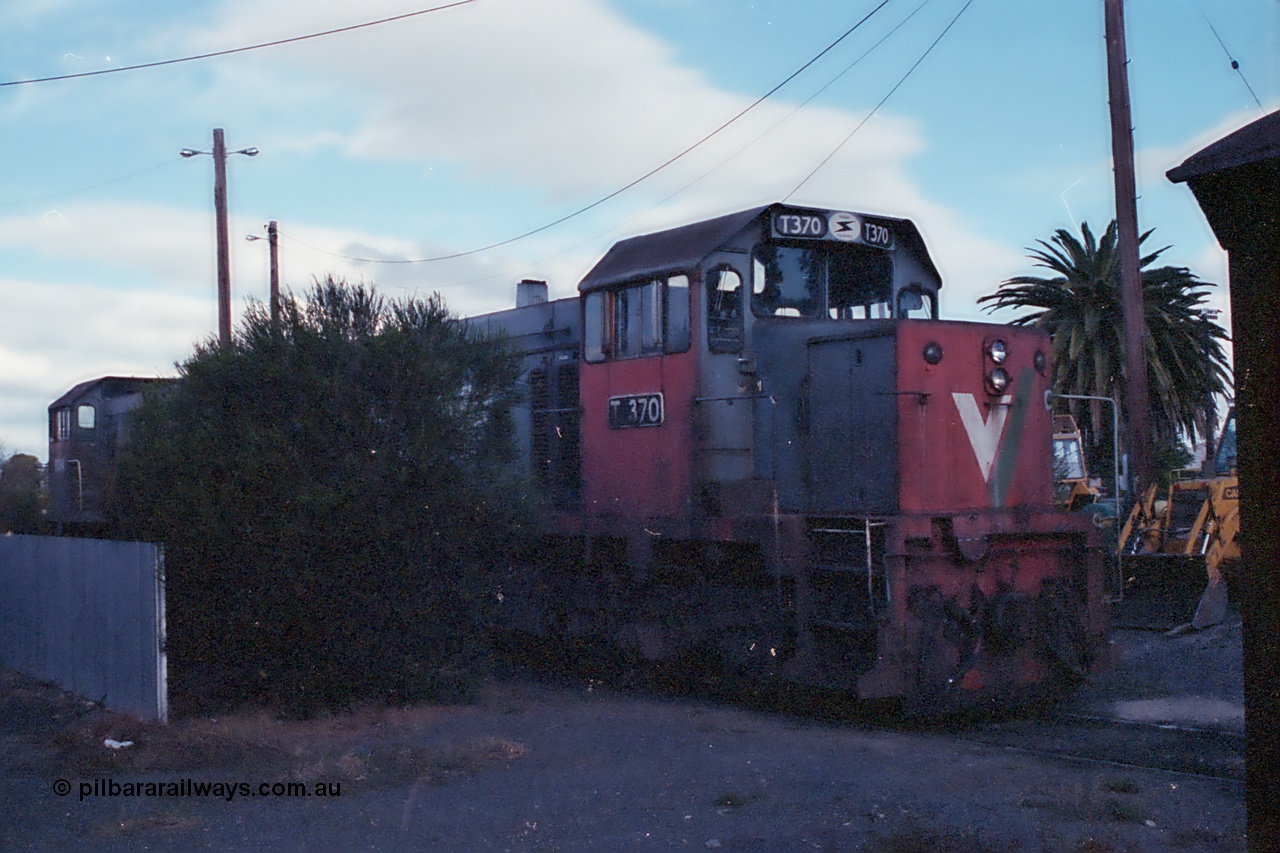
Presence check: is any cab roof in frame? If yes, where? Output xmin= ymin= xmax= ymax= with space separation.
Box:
xmin=577 ymin=203 xmax=940 ymax=293
xmin=49 ymin=376 xmax=170 ymax=411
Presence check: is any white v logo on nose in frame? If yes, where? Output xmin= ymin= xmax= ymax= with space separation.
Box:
xmin=952 ymin=393 xmax=1013 ymax=482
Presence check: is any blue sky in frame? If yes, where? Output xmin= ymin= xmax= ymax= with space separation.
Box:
xmin=2 ymin=0 xmax=1277 ymax=459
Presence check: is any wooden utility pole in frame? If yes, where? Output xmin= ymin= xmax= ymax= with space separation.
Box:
xmin=1104 ymin=0 xmax=1154 ymax=493
xmin=184 ymin=128 xmax=257 ymax=347
xmin=267 ymin=220 xmax=280 ymax=331
xmin=212 ymin=128 xmax=232 ymax=348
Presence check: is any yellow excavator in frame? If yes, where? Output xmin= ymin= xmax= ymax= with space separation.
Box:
xmin=1117 ymin=409 xmax=1239 ymax=630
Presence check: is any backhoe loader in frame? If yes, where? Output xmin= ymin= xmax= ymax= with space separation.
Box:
xmin=1117 ymin=409 xmax=1239 ymax=629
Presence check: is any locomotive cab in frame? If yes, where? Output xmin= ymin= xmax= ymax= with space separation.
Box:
xmin=47 ymin=376 xmax=171 ymax=531
xmin=576 ymin=203 xmax=943 ymax=533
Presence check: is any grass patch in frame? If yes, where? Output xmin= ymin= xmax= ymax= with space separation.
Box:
xmin=711 ymin=792 xmax=749 ymax=809
xmin=866 ymin=821 xmax=1022 ymax=853
xmin=94 ymin=810 xmax=203 ymax=838
xmin=24 ymin=679 xmax=529 ymax=790
xmin=1102 ymin=777 xmax=1140 ymax=795
xmin=1105 ymin=798 xmax=1145 ymax=823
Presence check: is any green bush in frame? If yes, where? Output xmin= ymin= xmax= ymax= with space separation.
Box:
xmin=0 ymin=452 xmax=45 ymax=535
xmin=116 ymin=278 xmax=529 ymax=717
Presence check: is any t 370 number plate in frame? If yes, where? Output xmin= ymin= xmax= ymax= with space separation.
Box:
xmin=608 ymin=393 xmax=664 ymax=429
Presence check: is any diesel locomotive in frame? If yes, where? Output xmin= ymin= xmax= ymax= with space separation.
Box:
xmin=47 ymin=376 xmax=172 ymax=532
xmin=48 ymin=201 xmax=1106 ymax=709
xmin=472 ymin=202 xmax=1106 ymax=709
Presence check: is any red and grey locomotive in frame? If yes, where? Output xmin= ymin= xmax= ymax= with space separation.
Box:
xmin=46 ymin=201 xmax=1106 ymax=709
xmin=475 ymin=202 xmax=1106 ymax=709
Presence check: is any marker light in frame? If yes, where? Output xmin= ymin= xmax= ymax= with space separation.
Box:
xmin=923 ymin=341 xmax=944 ymax=365
xmin=987 ymin=367 xmax=1011 ymax=394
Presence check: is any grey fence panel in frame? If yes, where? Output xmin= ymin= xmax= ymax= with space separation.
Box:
xmin=0 ymin=535 xmax=166 ymax=722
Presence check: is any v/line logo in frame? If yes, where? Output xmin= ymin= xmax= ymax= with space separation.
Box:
xmin=952 ymin=393 xmax=1013 ymax=483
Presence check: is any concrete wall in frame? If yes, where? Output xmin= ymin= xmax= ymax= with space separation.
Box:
xmin=0 ymin=535 xmax=166 ymax=722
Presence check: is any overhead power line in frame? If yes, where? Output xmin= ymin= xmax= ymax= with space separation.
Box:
xmin=0 ymin=158 xmax=185 ymax=208
xmin=785 ymin=0 xmax=974 ymax=200
xmin=661 ymin=0 xmax=934 ymax=207
xmin=0 ymin=1 xmax=475 ymax=88
xmin=1193 ymin=1 xmax=1264 ymax=111
xmin=445 ymin=0 xmax=939 ymax=288
xmin=316 ymin=0 xmax=899 ymax=265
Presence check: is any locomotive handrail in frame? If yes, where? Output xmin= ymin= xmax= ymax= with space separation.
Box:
xmin=877 ymin=390 xmax=931 ymax=404
xmin=69 ymin=459 xmax=84 ymax=512
xmin=810 ymin=518 xmax=891 ymax=611
xmin=693 ymin=394 xmax=776 ymax=404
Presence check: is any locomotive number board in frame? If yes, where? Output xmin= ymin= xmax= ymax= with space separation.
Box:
xmin=770 ymin=208 xmax=895 ymax=250
xmin=608 ymin=393 xmax=664 ymax=429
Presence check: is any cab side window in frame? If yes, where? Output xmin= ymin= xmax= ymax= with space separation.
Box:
xmin=616 ymin=280 xmax=663 ymax=358
xmin=584 ymin=291 xmax=608 ymax=363
xmin=583 ymin=275 xmax=691 ymax=361
xmin=895 ymin=285 xmax=936 ymax=319
xmin=707 ymin=266 xmax=743 ymax=353
xmin=50 ymin=407 xmax=72 ymax=442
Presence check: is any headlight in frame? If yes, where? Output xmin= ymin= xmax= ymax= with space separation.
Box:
xmin=987 ymin=367 xmax=1011 ymax=394
xmin=987 ymin=339 xmax=1008 ymax=364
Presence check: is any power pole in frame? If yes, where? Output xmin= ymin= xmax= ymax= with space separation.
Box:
xmin=182 ymin=128 xmax=258 ymax=348
xmin=1104 ymin=0 xmax=1154 ymax=493
xmin=212 ymin=128 xmax=232 ymax=348
xmin=267 ymin=220 xmax=280 ymax=331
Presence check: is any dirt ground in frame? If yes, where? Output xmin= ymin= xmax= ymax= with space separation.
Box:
xmin=1 ymin=611 xmax=1246 ymax=852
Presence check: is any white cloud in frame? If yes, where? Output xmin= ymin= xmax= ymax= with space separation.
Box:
xmin=0 ymin=274 xmax=206 ymax=458
xmin=188 ymin=0 xmax=929 ymax=205
xmin=0 ymin=202 xmax=213 ymax=287
xmin=0 ymin=0 xmax=1090 ymax=458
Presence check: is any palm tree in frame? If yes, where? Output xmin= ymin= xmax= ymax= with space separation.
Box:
xmin=978 ymin=221 xmax=1231 ymax=450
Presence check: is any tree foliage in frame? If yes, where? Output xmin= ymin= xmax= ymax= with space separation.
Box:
xmin=978 ymin=221 xmax=1231 ymax=448
xmin=0 ymin=451 xmax=45 ymax=534
xmin=116 ymin=278 xmax=529 ymax=716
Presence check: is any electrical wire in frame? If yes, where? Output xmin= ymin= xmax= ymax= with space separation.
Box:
xmin=280 ymin=0 xmax=930 ymax=287
xmin=413 ymin=0 xmax=940 ymax=292
xmin=0 ymin=158 xmax=185 ymax=208
xmin=1193 ymin=1 xmax=1264 ymax=111
xmin=784 ymin=0 xmax=974 ymax=201
xmin=0 ymin=1 xmax=475 ymax=88
xmin=651 ymin=0 xmax=934 ymax=210
xmin=307 ymin=0 xmax=899 ymax=265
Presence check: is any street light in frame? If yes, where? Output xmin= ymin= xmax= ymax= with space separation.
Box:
xmin=246 ymin=220 xmax=280 ymax=332
xmin=182 ymin=128 xmax=258 ymax=346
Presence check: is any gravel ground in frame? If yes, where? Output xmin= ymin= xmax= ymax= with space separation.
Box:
xmin=0 ymin=606 xmax=1246 ymax=852
xmin=1067 ymin=605 xmax=1245 ymax=732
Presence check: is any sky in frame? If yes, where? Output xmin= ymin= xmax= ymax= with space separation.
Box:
xmin=2 ymin=0 xmax=1277 ymax=460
